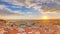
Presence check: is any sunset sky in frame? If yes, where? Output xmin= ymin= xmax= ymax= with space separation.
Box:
xmin=0 ymin=0 xmax=60 ymax=19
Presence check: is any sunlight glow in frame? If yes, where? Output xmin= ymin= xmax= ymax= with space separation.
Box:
xmin=41 ymin=16 xmax=49 ymax=20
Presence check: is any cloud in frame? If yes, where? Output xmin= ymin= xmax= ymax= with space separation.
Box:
xmin=1 ymin=0 xmax=60 ymax=12
xmin=0 ymin=5 xmax=6 ymax=9
xmin=13 ymin=10 xmax=33 ymax=16
xmin=41 ymin=5 xmax=60 ymax=12
xmin=0 ymin=0 xmax=60 ymax=19
xmin=53 ymin=0 xmax=60 ymax=4
xmin=0 ymin=9 xmax=21 ymax=16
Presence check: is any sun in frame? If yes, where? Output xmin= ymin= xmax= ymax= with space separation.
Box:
xmin=41 ymin=16 xmax=49 ymax=20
